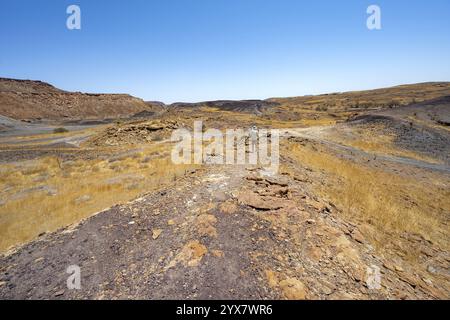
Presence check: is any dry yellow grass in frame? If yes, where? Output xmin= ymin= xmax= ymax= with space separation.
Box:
xmin=271 ymin=82 xmax=450 ymax=113
xmin=323 ymin=125 xmax=443 ymax=165
xmin=0 ymin=142 xmax=197 ymax=253
xmin=177 ymin=106 xmax=338 ymax=129
xmin=344 ymin=138 xmax=441 ymax=164
xmin=286 ymin=142 xmax=450 ymax=250
xmin=410 ymin=116 xmax=450 ymax=133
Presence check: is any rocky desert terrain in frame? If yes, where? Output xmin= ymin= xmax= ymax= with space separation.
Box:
xmin=0 ymin=78 xmax=165 ymax=121
xmin=0 ymin=80 xmax=449 ymax=300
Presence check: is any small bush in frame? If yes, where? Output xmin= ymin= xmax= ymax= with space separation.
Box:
xmin=53 ymin=127 xmax=69 ymax=134
xmin=152 ymin=133 xmax=165 ymax=141
xmin=315 ymin=106 xmax=328 ymax=112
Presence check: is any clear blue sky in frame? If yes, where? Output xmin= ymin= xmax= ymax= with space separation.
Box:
xmin=1 ymin=0 xmax=449 ymax=103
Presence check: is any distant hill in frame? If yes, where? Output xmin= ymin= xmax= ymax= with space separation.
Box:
xmin=169 ymin=100 xmax=280 ymax=115
xmin=268 ymin=82 xmax=450 ymax=112
xmin=0 ymin=78 xmax=156 ymax=121
xmin=370 ymin=95 xmax=450 ymax=127
xmin=2 ymin=78 xmax=450 ymax=121
xmin=166 ymin=82 xmax=450 ymax=117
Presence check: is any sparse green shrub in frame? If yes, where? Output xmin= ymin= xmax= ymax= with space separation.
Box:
xmin=53 ymin=127 xmax=69 ymax=134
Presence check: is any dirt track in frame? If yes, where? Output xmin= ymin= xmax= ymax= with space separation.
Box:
xmin=283 ymin=127 xmax=450 ymax=172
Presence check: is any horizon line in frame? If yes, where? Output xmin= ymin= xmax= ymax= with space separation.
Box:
xmin=2 ymin=76 xmax=450 ymax=105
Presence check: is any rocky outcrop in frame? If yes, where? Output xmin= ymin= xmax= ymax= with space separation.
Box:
xmin=0 ymin=78 xmax=154 ymax=121
xmin=87 ymin=120 xmax=184 ymax=146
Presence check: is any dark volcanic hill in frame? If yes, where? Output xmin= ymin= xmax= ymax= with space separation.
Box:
xmin=170 ymin=100 xmax=280 ymax=115
xmin=0 ymin=78 xmax=155 ymax=121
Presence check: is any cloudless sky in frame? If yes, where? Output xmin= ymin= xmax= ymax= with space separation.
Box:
xmin=1 ymin=0 xmax=449 ymax=103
